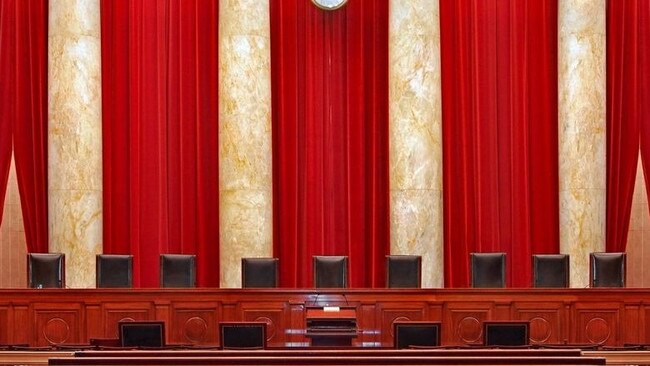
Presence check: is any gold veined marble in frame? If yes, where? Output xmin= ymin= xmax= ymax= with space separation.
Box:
xmin=219 ymin=0 xmax=273 ymax=288
xmin=558 ymin=0 xmax=606 ymax=288
xmin=389 ymin=0 xmax=443 ymax=287
xmin=48 ymin=0 xmax=102 ymax=288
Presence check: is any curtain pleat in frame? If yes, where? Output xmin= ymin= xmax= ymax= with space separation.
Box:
xmin=441 ymin=0 xmax=559 ymax=287
xmin=606 ymin=0 xmax=650 ymax=253
xmin=271 ymin=0 xmax=389 ymax=288
xmin=0 ymin=0 xmax=14 ymax=227
xmin=0 ymin=0 xmax=48 ymax=253
xmin=101 ymin=0 xmax=219 ymax=287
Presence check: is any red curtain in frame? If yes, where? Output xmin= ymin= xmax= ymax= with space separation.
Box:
xmin=270 ymin=0 xmax=389 ymax=288
xmin=101 ymin=0 xmax=219 ymax=287
xmin=606 ymin=0 xmax=650 ymax=253
xmin=440 ymin=0 xmax=559 ymax=287
xmin=0 ymin=0 xmax=48 ymax=253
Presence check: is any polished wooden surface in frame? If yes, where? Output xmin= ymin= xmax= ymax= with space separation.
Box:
xmin=0 ymin=351 xmax=73 ymax=365
xmin=0 ymin=349 xmax=645 ymax=366
xmin=51 ymin=349 xmax=606 ymax=366
xmin=0 ymin=288 xmax=648 ymax=347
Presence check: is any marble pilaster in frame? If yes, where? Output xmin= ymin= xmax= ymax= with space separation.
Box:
xmin=218 ymin=0 xmax=273 ymax=288
xmin=558 ymin=0 xmax=607 ymax=287
xmin=48 ymin=0 xmax=103 ymax=288
xmin=389 ymin=0 xmax=443 ymax=287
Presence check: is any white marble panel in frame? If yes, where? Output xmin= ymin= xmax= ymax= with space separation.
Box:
xmin=389 ymin=0 xmax=443 ymax=287
xmin=558 ymin=0 xmax=606 ymax=288
xmin=218 ymin=0 xmax=273 ymax=288
xmin=48 ymin=0 xmax=102 ymax=288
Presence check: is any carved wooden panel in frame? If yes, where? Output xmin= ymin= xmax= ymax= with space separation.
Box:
xmin=0 ymin=306 xmax=9 ymax=344
xmin=0 ymin=288 xmax=649 ymax=347
xmin=84 ymin=304 xmax=103 ymax=341
xmin=513 ymin=302 xmax=564 ymax=344
xmin=102 ymin=302 xmax=154 ymax=338
xmin=377 ymin=302 xmax=427 ymax=347
xmin=33 ymin=303 xmax=82 ymax=346
xmin=443 ymin=302 xmax=493 ymax=345
xmin=622 ymin=304 xmax=641 ymax=344
xmin=239 ymin=302 xmax=289 ymax=346
xmin=170 ymin=302 xmax=220 ymax=345
xmin=645 ymin=305 xmax=650 ymax=344
xmin=289 ymin=303 xmax=306 ymax=345
xmin=357 ymin=304 xmax=378 ymax=346
xmin=573 ymin=303 xmax=621 ymax=346
xmin=12 ymin=304 xmax=29 ymax=344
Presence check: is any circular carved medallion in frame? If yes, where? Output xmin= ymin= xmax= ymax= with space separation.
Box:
xmin=184 ymin=317 xmax=208 ymax=343
xmin=254 ymin=316 xmax=276 ymax=340
xmin=529 ymin=317 xmax=551 ymax=343
xmin=585 ymin=317 xmax=611 ymax=344
xmin=457 ymin=317 xmax=482 ymax=344
xmin=43 ymin=317 xmax=70 ymax=345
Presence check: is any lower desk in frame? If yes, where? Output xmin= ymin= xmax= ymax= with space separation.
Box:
xmin=0 ymin=288 xmax=648 ymax=347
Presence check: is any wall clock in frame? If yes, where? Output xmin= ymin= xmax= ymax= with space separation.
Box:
xmin=311 ymin=0 xmax=348 ymax=11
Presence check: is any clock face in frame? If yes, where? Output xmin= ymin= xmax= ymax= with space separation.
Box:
xmin=311 ymin=0 xmax=348 ymax=11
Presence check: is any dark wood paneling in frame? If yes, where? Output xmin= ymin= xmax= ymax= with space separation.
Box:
xmin=0 ymin=289 xmax=648 ymax=347
xmin=0 ymin=305 xmax=9 ymax=344
xmin=376 ymin=302 xmax=427 ymax=346
xmin=170 ymin=303 xmax=220 ymax=345
xmin=238 ymin=302 xmax=287 ymax=346
xmin=443 ymin=302 xmax=493 ymax=345
xmin=513 ymin=302 xmax=564 ymax=344
xmin=32 ymin=303 xmax=82 ymax=346
xmin=102 ymin=302 xmax=154 ymax=339
xmin=573 ymin=303 xmax=621 ymax=346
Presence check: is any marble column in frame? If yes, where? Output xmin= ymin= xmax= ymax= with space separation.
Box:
xmin=558 ymin=0 xmax=606 ymax=287
xmin=389 ymin=0 xmax=443 ymax=288
xmin=219 ymin=0 xmax=273 ymax=288
xmin=48 ymin=0 xmax=103 ymax=288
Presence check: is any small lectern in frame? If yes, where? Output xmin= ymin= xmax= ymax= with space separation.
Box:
xmin=305 ymin=307 xmax=357 ymax=346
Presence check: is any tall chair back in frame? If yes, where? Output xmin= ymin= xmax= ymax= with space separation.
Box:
xmin=160 ymin=254 xmax=196 ymax=288
xmin=313 ymin=256 xmax=348 ymax=288
xmin=470 ymin=252 xmax=506 ymax=288
xmin=28 ymin=253 xmax=65 ymax=288
xmin=97 ymin=254 xmax=133 ymax=288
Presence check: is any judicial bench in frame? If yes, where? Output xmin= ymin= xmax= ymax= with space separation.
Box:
xmin=0 ymin=288 xmax=648 ymax=348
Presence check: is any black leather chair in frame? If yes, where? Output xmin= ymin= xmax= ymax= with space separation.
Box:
xmin=219 ymin=322 xmax=266 ymax=349
xmin=241 ymin=258 xmax=279 ymax=288
xmin=393 ymin=321 xmax=440 ymax=348
xmin=160 ymin=254 xmax=196 ymax=288
xmin=386 ymin=255 xmax=421 ymax=288
xmin=27 ymin=253 xmax=65 ymax=288
xmin=532 ymin=254 xmax=569 ymax=288
xmin=470 ymin=252 xmax=506 ymax=288
xmin=96 ymin=254 xmax=133 ymax=288
xmin=313 ymin=256 xmax=348 ymax=288
xmin=483 ymin=321 xmax=529 ymax=346
xmin=590 ymin=252 xmax=626 ymax=288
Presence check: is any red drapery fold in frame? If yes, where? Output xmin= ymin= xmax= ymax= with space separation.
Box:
xmin=0 ymin=0 xmax=48 ymax=253
xmin=606 ymin=0 xmax=650 ymax=253
xmin=101 ymin=0 xmax=219 ymax=287
xmin=440 ymin=0 xmax=559 ymax=287
xmin=271 ymin=0 xmax=389 ymax=288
